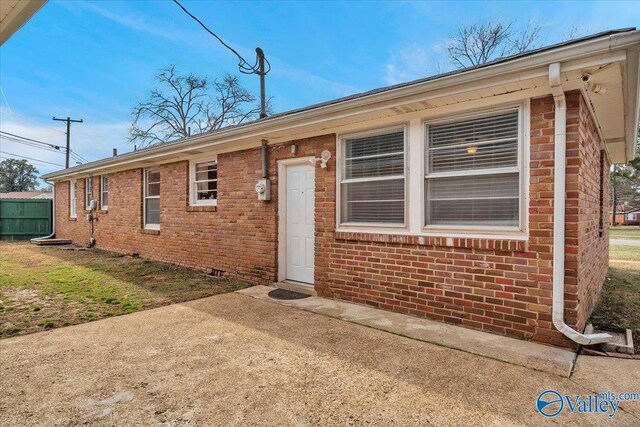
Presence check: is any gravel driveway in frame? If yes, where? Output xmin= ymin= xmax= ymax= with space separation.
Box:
xmin=1 ymin=292 xmax=638 ymax=426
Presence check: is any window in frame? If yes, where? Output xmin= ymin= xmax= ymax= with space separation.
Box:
xmin=70 ymin=179 xmax=77 ymax=218
xmin=144 ymin=169 xmax=160 ymax=229
xmin=85 ymin=176 xmax=94 ymax=209
xmin=339 ymin=128 xmax=406 ymax=225
xmin=190 ymin=159 xmax=217 ymax=205
xmin=425 ymin=109 xmax=522 ymax=228
xmin=101 ymin=175 xmax=109 ymax=210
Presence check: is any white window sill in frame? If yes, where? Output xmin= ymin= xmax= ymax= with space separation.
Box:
xmin=189 ymin=201 xmax=218 ymax=207
xmin=336 ymin=226 xmax=528 ymax=241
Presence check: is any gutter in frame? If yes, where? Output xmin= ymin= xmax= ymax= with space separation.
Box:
xmin=548 ymin=63 xmax=611 ymax=345
xmin=30 ymin=181 xmax=55 ymax=242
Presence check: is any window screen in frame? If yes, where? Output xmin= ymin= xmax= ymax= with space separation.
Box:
xmin=426 ymin=110 xmax=520 ymax=227
xmin=341 ymin=130 xmax=405 ymax=224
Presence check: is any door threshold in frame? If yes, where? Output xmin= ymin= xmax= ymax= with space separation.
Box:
xmin=272 ymin=281 xmax=317 ymax=296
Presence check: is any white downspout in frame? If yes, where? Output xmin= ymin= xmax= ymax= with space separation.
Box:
xmin=549 ymin=62 xmax=610 ymax=345
xmin=30 ymin=181 xmax=55 ymax=242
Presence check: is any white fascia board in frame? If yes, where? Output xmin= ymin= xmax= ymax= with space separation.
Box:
xmin=42 ymin=31 xmax=640 ymax=181
xmin=625 ymin=47 xmax=640 ymax=162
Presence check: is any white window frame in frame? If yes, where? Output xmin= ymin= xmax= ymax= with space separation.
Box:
xmin=189 ymin=156 xmax=218 ymax=206
xmin=100 ymin=175 xmax=109 ymax=210
xmin=336 ymin=125 xmax=408 ymax=230
xmin=69 ymin=179 xmax=77 ymax=218
xmin=143 ymin=168 xmax=160 ymax=230
xmin=422 ymin=103 xmax=527 ymax=233
xmin=334 ymin=101 xmax=529 ymax=239
xmin=85 ymin=176 xmax=94 ymax=210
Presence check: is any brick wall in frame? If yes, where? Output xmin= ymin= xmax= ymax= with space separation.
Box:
xmin=575 ymin=94 xmax=610 ymax=330
xmin=54 ymin=92 xmax=609 ymax=348
xmin=54 ymin=135 xmax=334 ymax=283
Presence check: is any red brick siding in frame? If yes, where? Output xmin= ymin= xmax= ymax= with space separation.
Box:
xmin=575 ymin=94 xmax=610 ymax=330
xmin=55 ymin=178 xmax=90 ymax=244
xmin=54 ymin=92 xmax=608 ymax=348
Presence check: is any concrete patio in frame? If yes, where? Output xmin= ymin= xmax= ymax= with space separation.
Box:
xmin=1 ymin=292 xmax=638 ymax=426
xmin=240 ymin=285 xmax=576 ymax=377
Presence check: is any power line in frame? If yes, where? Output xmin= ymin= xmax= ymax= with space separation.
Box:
xmin=71 ymin=149 xmax=89 ymax=162
xmin=0 ymin=151 xmax=65 ymax=167
xmin=0 ymin=132 xmax=96 ymax=165
xmin=52 ymin=116 xmax=83 ymax=168
xmin=1 ymin=136 xmax=87 ymax=166
xmin=0 ymin=131 xmax=62 ymax=150
xmin=171 ymin=0 xmax=270 ymax=76
xmin=0 ymin=136 xmax=63 ymax=154
xmin=0 ymin=155 xmax=63 ymax=169
xmin=68 ymin=151 xmax=88 ymax=164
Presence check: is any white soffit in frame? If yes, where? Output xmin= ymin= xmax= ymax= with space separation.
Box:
xmin=0 ymin=0 xmax=46 ymax=45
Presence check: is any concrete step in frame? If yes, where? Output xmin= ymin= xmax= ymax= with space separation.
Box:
xmin=31 ymin=239 xmax=72 ymax=246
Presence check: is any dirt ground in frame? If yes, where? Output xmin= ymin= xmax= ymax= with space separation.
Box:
xmin=1 ymin=293 xmax=638 ymax=426
xmin=590 ymin=242 xmax=640 ymax=353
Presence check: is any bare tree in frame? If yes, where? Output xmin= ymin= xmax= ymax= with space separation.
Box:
xmin=447 ymin=20 xmax=541 ymax=69
xmin=129 ymin=65 xmax=265 ymax=147
xmin=563 ymin=25 xmax=582 ymax=41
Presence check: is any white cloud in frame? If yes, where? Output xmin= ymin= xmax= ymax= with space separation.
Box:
xmin=58 ymin=1 xmax=201 ymax=47
xmin=270 ymin=56 xmax=361 ymax=99
xmin=383 ymin=43 xmax=448 ymax=85
xmin=61 ymin=1 xmax=360 ymax=103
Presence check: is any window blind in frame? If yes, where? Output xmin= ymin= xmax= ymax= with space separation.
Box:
xmin=428 ymin=111 xmax=519 ymax=173
xmin=426 ymin=110 xmax=520 ymax=227
xmin=341 ymin=130 xmax=405 ymax=224
xmin=427 ymin=174 xmax=519 ymax=226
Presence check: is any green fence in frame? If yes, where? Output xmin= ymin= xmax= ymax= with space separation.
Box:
xmin=0 ymin=199 xmax=52 ymax=241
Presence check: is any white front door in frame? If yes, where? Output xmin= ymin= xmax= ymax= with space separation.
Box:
xmin=285 ymin=163 xmax=315 ymax=284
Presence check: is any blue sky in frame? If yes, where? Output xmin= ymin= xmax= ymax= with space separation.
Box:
xmin=1 ymin=0 xmax=639 ymax=178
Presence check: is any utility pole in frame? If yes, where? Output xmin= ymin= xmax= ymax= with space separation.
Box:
xmin=256 ymin=47 xmax=267 ymax=118
xmin=52 ymin=116 xmax=83 ymax=168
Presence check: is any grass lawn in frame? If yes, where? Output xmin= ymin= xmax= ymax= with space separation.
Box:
xmin=590 ymin=243 xmax=640 ymax=353
xmin=609 ymin=226 xmax=640 ymax=240
xmin=0 ymin=242 xmax=249 ymax=338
